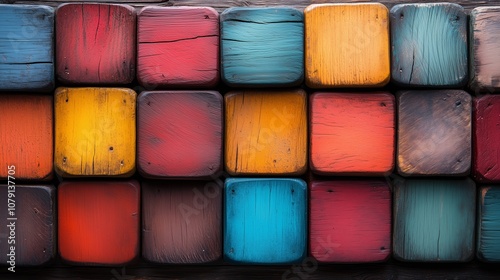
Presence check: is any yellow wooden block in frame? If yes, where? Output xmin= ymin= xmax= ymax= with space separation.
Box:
xmin=54 ymin=87 xmax=136 ymax=177
xmin=225 ymin=89 xmax=307 ymax=175
xmin=305 ymin=3 xmax=390 ymax=88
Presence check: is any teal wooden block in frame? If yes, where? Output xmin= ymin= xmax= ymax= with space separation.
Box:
xmin=390 ymin=3 xmax=467 ymax=87
xmin=220 ymin=8 xmax=304 ymax=87
xmin=393 ymin=178 xmax=476 ymax=262
xmin=0 ymin=5 xmax=54 ymax=91
xmin=224 ymin=178 xmax=307 ymax=264
xmin=477 ymin=186 xmax=500 ymax=262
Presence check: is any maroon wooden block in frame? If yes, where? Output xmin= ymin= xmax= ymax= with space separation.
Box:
xmin=474 ymin=95 xmax=500 ymax=182
xmin=137 ymin=7 xmax=219 ymax=88
xmin=142 ymin=180 xmax=222 ymax=264
xmin=137 ymin=91 xmax=223 ymax=178
xmin=56 ymin=3 xmax=136 ymax=85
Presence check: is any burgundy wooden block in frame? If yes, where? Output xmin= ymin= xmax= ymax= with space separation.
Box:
xmin=142 ymin=180 xmax=222 ymax=263
xmin=137 ymin=7 xmax=219 ymax=88
xmin=309 ymin=179 xmax=391 ymax=263
xmin=137 ymin=91 xmax=223 ymax=178
xmin=56 ymin=3 xmax=136 ymax=84
xmin=474 ymin=95 xmax=500 ymax=182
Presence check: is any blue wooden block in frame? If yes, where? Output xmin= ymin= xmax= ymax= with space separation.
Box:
xmin=0 ymin=5 xmax=54 ymax=92
xmin=477 ymin=186 xmax=500 ymax=262
xmin=393 ymin=178 xmax=476 ymax=262
xmin=390 ymin=3 xmax=467 ymax=87
xmin=220 ymin=8 xmax=304 ymax=87
xmin=224 ymin=178 xmax=307 ymax=264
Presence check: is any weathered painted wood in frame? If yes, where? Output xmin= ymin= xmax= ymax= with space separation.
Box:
xmin=54 ymin=87 xmax=136 ymax=177
xmin=137 ymin=7 xmax=219 ymax=88
xmin=397 ymin=90 xmax=471 ymax=176
xmin=0 ymin=95 xmax=53 ymax=180
xmin=309 ymin=179 xmax=391 ymax=263
xmin=0 ymin=4 xmax=54 ymax=91
xmin=0 ymin=185 xmax=55 ymax=266
xmin=225 ymin=89 xmax=307 ymax=175
xmin=469 ymin=7 xmax=500 ymax=93
xmin=220 ymin=7 xmax=303 ymax=86
xmin=304 ymin=3 xmax=390 ymax=88
xmin=224 ymin=178 xmax=307 ymax=264
xmin=142 ymin=180 xmax=222 ymax=263
xmin=310 ymin=92 xmax=395 ymax=176
xmin=393 ymin=178 xmax=476 ymax=262
xmin=477 ymin=186 xmax=500 ymax=262
xmin=137 ymin=91 xmax=222 ymax=178
xmin=390 ymin=3 xmax=468 ymax=87
xmin=58 ymin=180 xmax=140 ymax=266
xmin=56 ymin=3 xmax=136 ymax=84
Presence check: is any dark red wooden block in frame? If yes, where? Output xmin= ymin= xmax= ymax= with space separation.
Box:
xmin=137 ymin=91 xmax=223 ymax=178
xmin=56 ymin=3 xmax=136 ymax=84
xmin=474 ymin=95 xmax=500 ymax=182
xmin=142 ymin=180 xmax=222 ymax=263
xmin=309 ymin=179 xmax=391 ymax=263
xmin=137 ymin=7 xmax=219 ymax=88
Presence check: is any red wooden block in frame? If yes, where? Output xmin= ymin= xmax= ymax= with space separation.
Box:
xmin=137 ymin=7 xmax=219 ymax=88
xmin=58 ymin=180 xmax=140 ymax=265
xmin=310 ymin=92 xmax=395 ymax=175
xmin=474 ymin=95 xmax=500 ymax=182
xmin=56 ymin=3 xmax=136 ymax=84
xmin=309 ymin=179 xmax=391 ymax=263
xmin=137 ymin=91 xmax=223 ymax=178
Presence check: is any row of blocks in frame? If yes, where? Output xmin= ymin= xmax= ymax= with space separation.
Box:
xmin=0 ymin=3 xmax=499 ymax=90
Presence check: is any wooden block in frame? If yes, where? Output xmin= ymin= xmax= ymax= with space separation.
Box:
xmin=56 ymin=3 xmax=136 ymax=85
xmin=137 ymin=91 xmax=222 ymax=178
xmin=304 ymin=3 xmax=390 ymax=88
xmin=390 ymin=3 xmax=468 ymax=87
xmin=225 ymin=89 xmax=307 ymax=175
xmin=137 ymin=7 xmax=219 ymax=88
xmin=393 ymin=178 xmax=476 ymax=262
xmin=54 ymin=87 xmax=136 ymax=177
xmin=142 ymin=180 xmax=222 ymax=263
xmin=309 ymin=179 xmax=391 ymax=263
xmin=220 ymin=7 xmax=303 ymax=86
xmin=224 ymin=178 xmax=307 ymax=264
xmin=0 ymin=5 xmax=54 ymax=91
xmin=397 ymin=90 xmax=471 ymax=176
xmin=470 ymin=7 xmax=500 ymax=92
xmin=58 ymin=180 xmax=140 ymax=265
xmin=0 ymin=185 xmax=55 ymax=266
xmin=310 ymin=92 xmax=395 ymax=175
xmin=477 ymin=186 xmax=500 ymax=262
xmin=0 ymin=95 xmax=53 ymax=180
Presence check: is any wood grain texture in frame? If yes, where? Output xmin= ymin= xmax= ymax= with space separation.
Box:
xmin=137 ymin=91 xmax=222 ymax=178
xmin=397 ymin=90 xmax=471 ymax=176
xmin=0 ymin=95 xmax=53 ymax=180
xmin=54 ymin=87 xmax=136 ymax=177
xmin=393 ymin=178 xmax=476 ymax=262
xmin=304 ymin=3 xmax=390 ymax=88
xmin=137 ymin=6 xmax=219 ymax=88
xmin=390 ymin=3 xmax=468 ymax=87
xmin=220 ymin=7 xmax=303 ymax=86
xmin=477 ymin=186 xmax=500 ymax=262
xmin=0 ymin=4 xmax=54 ymax=91
xmin=224 ymin=178 xmax=307 ymax=264
xmin=0 ymin=185 xmax=55 ymax=266
xmin=56 ymin=3 xmax=136 ymax=85
xmin=310 ymin=92 xmax=395 ymax=176
xmin=225 ymin=89 xmax=307 ymax=175
xmin=309 ymin=179 xmax=391 ymax=263
xmin=142 ymin=180 xmax=222 ymax=263
xmin=469 ymin=7 xmax=500 ymax=92
xmin=58 ymin=180 xmax=140 ymax=266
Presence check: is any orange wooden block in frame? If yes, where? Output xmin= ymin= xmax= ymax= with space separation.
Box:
xmin=0 ymin=95 xmax=53 ymax=180
xmin=225 ymin=89 xmax=307 ymax=175
xmin=304 ymin=3 xmax=390 ymax=88
xmin=310 ymin=93 xmax=395 ymax=175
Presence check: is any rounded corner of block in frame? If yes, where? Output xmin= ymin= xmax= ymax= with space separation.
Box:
xmin=389 ymin=4 xmax=405 ymax=14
